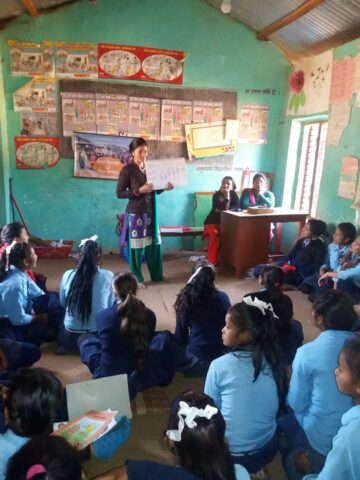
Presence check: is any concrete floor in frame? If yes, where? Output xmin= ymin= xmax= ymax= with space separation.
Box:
xmin=35 ymin=250 xmax=319 ymax=479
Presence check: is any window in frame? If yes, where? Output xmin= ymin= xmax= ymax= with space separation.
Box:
xmin=294 ymin=121 xmax=328 ymax=217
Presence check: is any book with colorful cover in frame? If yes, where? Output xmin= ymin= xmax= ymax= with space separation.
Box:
xmin=54 ymin=410 xmax=118 ymax=449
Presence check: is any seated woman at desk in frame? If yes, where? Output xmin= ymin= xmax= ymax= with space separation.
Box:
xmin=203 ymin=176 xmax=240 ymax=266
xmin=239 ymin=173 xmax=275 ymax=210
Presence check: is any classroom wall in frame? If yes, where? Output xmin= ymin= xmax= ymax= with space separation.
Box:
xmin=0 ymin=0 xmax=289 ymax=249
xmin=276 ymin=37 xmax=360 ymax=248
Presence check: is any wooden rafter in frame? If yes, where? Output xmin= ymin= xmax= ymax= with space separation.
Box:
xmin=22 ymin=0 xmax=38 ymax=17
xmin=257 ymin=0 xmax=325 ymax=41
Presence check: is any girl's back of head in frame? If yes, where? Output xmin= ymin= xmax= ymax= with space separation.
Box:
xmin=6 ymin=368 xmax=63 ymax=437
xmin=229 ymin=299 xmax=287 ymax=406
xmin=0 ymin=242 xmax=33 ymax=282
xmin=307 ymin=218 xmax=327 ymax=238
xmin=166 ymin=389 xmax=236 ymax=480
xmin=0 ymin=222 xmax=27 ymax=244
xmin=174 ymin=260 xmax=216 ymax=318
xmin=114 ymin=271 xmax=149 ymax=371
xmin=5 ymin=436 xmax=83 ymax=480
xmin=313 ymin=290 xmax=356 ymax=331
xmin=66 ymin=238 xmax=102 ymax=324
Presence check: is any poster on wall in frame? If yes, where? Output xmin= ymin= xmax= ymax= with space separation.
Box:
xmin=338 ymin=156 xmax=358 ymax=199
xmin=128 ymin=97 xmax=160 ymax=139
xmin=185 ymin=121 xmax=236 ymax=159
xmin=55 ymin=42 xmax=98 ymax=78
xmin=61 ymin=92 xmax=97 ymax=137
xmin=238 ymin=104 xmax=269 ymax=144
xmin=327 ymin=102 xmax=351 ymax=146
xmin=98 ymin=44 xmax=186 ymax=84
xmin=287 ymin=50 xmax=333 ymax=116
xmin=15 ymin=136 xmax=60 ymax=169
xmin=20 ymin=113 xmax=57 ymax=136
xmin=8 ymin=40 xmax=54 ymax=77
xmin=330 ymin=56 xmax=355 ymax=104
xmin=192 ymin=101 xmax=223 ymax=124
xmin=160 ymin=99 xmax=192 ymax=141
xmin=73 ymin=132 xmax=134 ymax=179
xmin=96 ymin=93 xmax=129 ymax=135
xmin=145 ymin=158 xmax=187 ymax=190
xmin=13 ymin=77 xmax=57 ymax=112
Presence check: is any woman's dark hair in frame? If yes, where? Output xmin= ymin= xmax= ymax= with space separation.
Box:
xmin=258 ymin=265 xmax=293 ymax=331
xmin=228 ymin=301 xmax=287 ymax=408
xmin=342 ymin=334 xmax=360 ymax=382
xmin=337 ymin=222 xmax=356 ymax=244
xmin=6 ymin=368 xmax=63 ymax=437
xmin=113 ymin=271 xmax=149 ymax=371
xmin=129 ymin=137 xmax=147 ymax=154
xmin=313 ymin=290 xmax=356 ymax=331
xmin=65 ymin=239 xmax=102 ymax=325
xmin=253 ymin=173 xmax=267 ymax=184
xmin=0 ymin=222 xmax=25 ymax=243
xmin=5 ymin=435 xmax=83 ymax=480
xmin=174 ymin=260 xmax=217 ymax=319
xmin=167 ymin=390 xmax=236 ymax=480
xmin=307 ymin=218 xmax=327 ymax=237
xmin=0 ymin=242 xmax=33 ymax=282
xmin=221 ymin=176 xmax=236 ymax=191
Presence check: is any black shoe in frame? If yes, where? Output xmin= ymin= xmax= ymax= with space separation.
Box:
xmin=299 ymin=284 xmax=312 ymax=294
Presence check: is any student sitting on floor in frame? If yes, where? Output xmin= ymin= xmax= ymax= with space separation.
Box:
xmin=58 ymin=236 xmax=114 ymax=353
xmin=0 ymin=339 xmax=40 ymax=387
xmin=301 ymin=335 xmax=360 ymax=480
xmin=203 ymin=176 xmax=240 ymax=266
xmin=279 ymin=290 xmax=356 ymax=480
xmin=0 ymin=243 xmax=61 ymax=347
xmin=5 ymin=435 xmax=84 ymax=480
xmin=0 ymin=368 xmax=63 ymax=480
xmin=318 ymin=234 xmax=360 ymax=304
xmin=173 ymin=260 xmax=230 ymax=374
xmin=95 ymin=389 xmax=250 ymax=480
xmin=255 ymin=218 xmax=327 ymax=286
xmin=300 ymin=222 xmax=356 ymax=299
xmin=244 ymin=265 xmax=303 ymax=367
xmin=204 ymin=298 xmax=287 ymax=477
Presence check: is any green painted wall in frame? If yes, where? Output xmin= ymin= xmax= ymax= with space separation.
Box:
xmin=0 ymin=0 xmax=289 ymax=249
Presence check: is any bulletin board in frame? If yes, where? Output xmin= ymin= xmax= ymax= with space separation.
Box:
xmin=59 ymin=79 xmax=237 ymax=158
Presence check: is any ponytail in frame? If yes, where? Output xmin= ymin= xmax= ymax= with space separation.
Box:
xmin=65 ymin=240 xmax=102 ymax=325
xmin=118 ymin=293 xmax=149 ymax=370
xmin=0 ymin=242 xmax=33 ymax=282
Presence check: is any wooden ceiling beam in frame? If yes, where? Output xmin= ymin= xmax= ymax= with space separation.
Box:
xmin=22 ymin=0 xmax=38 ymax=17
xmin=257 ymin=0 xmax=325 ymax=41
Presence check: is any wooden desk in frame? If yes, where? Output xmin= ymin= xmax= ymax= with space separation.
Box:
xmin=220 ymin=208 xmax=308 ymax=277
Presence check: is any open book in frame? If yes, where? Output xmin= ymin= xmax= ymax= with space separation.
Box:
xmin=53 ymin=410 xmax=118 ymax=450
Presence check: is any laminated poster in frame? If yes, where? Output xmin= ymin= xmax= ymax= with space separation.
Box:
xmin=20 ymin=112 xmax=57 ymax=136
xmin=98 ymin=44 xmax=187 ymax=84
xmin=161 ymin=99 xmax=192 ymax=141
xmin=8 ymin=40 xmax=54 ymax=77
xmin=330 ymin=56 xmax=355 ymax=104
xmin=192 ymin=101 xmax=223 ymax=124
xmin=96 ymin=93 xmax=129 ymax=136
xmin=327 ymin=102 xmax=351 ymax=146
xmin=338 ymin=156 xmax=358 ymax=200
xmin=55 ymin=42 xmax=98 ymax=78
xmin=61 ymin=92 xmax=96 ymax=137
xmin=185 ymin=121 xmax=236 ymax=159
xmin=238 ymin=104 xmax=269 ymax=144
xmin=128 ymin=97 xmax=160 ymax=140
xmin=13 ymin=77 xmax=57 ymax=113
xmin=15 ymin=136 xmax=60 ymax=169
xmin=73 ymin=132 xmax=134 ymax=180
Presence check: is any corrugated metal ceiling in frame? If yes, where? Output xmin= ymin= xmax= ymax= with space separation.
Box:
xmin=1 ymin=0 xmax=360 ymax=62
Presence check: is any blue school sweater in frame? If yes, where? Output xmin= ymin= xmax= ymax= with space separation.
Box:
xmin=0 ymin=429 xmax=29 ymax=480
xmin=287 ymin=330 xmax=354 ymax=455
xmin=204 ymin=351 xmax=278 ymax=453
xmin=304 ymin=405 xmax=360 ymax=480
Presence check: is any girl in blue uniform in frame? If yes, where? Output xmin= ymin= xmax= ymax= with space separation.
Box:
xmin=58 ymin=237 xmax=114 ymax=353
xmin=204 ymin=298 xmax=287 ymax=475
xmin=173 ymin=260 xmax=230 ymax=374
xmin=280 ymin=290 xmax=356 ymax=479
xmin=302 ymin=335 xmax=360 ymax=480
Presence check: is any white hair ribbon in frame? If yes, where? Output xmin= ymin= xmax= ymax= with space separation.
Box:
xmin=5 ymin=241 xmax=18 ymax=271
xmin=243 ymin=295 xmax=279 ymax=319
xmin=166 ymin=401 xmax=218 ymax=442
xmin=186 ymin=263 xmax=215 ymax=285
xmin=79 ymin=235 xmax=98 ymax=248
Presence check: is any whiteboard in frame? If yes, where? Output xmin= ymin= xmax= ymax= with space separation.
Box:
xmin=145 ymin=157 xmax=187 ymax=190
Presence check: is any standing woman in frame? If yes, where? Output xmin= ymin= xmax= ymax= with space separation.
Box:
xmin=116 ymin=138 xmax=173 ymax=286
xmin=239 ymin=173 xmax=275 ymax=210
